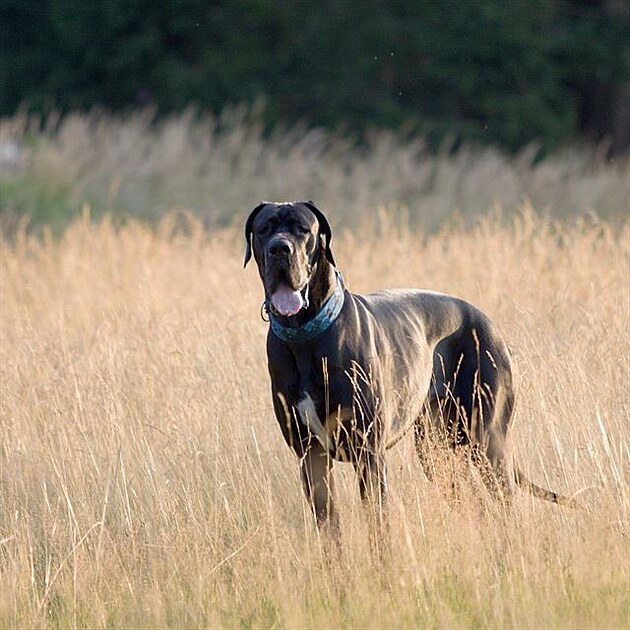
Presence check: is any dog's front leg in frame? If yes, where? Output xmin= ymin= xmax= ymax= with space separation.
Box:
xmin=300 ymin=443 xmax=339 ymax=538
xmin=355 ymin=449 xmax=389 ymax=555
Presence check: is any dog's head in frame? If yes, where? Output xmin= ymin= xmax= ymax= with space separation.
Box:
xmin=244 ymin=201 xmax=336 ymax=317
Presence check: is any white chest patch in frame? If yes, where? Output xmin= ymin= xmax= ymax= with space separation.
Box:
xmin=296 ymin=394 xmax=333 ymax=452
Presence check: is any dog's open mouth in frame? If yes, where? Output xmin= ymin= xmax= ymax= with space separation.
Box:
xmin=270 ymin=282 xmax=308 ymax=317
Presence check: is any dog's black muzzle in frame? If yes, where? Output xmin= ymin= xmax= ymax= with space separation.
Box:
xmin=264 ymin=235 xmax=304 ymax=292
xmin=266 ymin=236 xmax=294 ymax=259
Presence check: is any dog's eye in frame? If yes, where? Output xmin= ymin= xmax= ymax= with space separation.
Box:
xmin=296 ymin=225 xmax=310 ymax=235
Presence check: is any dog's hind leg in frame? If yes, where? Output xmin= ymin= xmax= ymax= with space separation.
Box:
xmin=414 ymin=396 xmax=459 ymax=483
xmin=468 ymin=371 xmax=517 ymax=505
xmin=413 ymin=412 xmax=435 ymax=482
xmin=416 ymin=396 xmax=473 ymax=502
xmin=470 ymin=441 xmax=515 ymax=506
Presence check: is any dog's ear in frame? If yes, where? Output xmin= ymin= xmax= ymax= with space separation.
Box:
xmin=244 ymin=202 xmax=267 ymax=268
xmin=303 ymin=201 xmax=335 ymax=267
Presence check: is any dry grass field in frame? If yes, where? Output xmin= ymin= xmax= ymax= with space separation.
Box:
xmin=2 ymin=108 xmax=629 ymax=233
xmin=1 ymin=206 xmax=628 ymax=628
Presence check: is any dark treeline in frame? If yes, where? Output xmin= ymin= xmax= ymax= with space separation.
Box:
xmin=2 ymin=0 xmax=629 ymax=153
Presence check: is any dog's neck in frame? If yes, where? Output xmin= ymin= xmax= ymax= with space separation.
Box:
xmin=304 ymin=260 xmax=337 ymax=319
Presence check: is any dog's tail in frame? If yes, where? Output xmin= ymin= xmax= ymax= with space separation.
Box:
xmin=514 ymin=467 xmax=581 ymax=508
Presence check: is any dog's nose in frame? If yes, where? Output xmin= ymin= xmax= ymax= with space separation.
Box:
xmin=268 ymin=238 xmax=294 ymax=257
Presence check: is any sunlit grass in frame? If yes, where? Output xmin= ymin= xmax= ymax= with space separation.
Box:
xmin=1 ymin=208 xmax=628 ymax=627
xmin=1 ymin=107 xmax=628 ymax=235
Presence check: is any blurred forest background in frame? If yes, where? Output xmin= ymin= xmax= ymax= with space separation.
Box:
xmin=1 ymin=0 xmax=629 ymax=230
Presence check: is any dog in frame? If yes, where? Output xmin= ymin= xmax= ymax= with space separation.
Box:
xmin=244 ymin=200 xmax=573 ymax=535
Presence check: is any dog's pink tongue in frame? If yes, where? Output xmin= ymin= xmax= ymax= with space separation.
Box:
xmin=271 ymin=284 xmax=304 ymax=316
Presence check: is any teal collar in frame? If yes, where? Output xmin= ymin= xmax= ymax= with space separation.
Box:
xmin=270 ymin=271 xmax=345 ymax=343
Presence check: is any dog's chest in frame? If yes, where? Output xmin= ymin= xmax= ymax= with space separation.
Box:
xmin=295 ymin=392 xmax=364 ymax=460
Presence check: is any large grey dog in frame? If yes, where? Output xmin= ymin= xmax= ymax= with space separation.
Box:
xmin=245 ymin=200 xmax=571 ymax=534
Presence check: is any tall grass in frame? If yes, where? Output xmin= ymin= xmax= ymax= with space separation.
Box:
xmin=1 ymin=208 xmax=628 ymax=627
xmin=1 ymin=106 xmax=629 ymax=233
